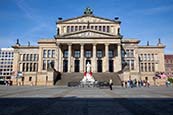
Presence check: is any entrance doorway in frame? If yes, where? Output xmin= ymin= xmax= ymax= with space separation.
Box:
xmin=63 ymin=60 xmax=68 ymax=72
xmin=97 ymin=60 xmax=102 ymax=72
xmin=74 ymin=60 xmax=80 ymax=72
xmin=109 ymin=60 xmax=114 ymax=72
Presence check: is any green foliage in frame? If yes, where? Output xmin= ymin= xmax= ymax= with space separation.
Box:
xmin=168 ymin=78 xmax=173 ymax=83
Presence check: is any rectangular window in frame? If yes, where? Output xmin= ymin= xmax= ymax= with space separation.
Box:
xmin=52 ymin=50 xmax=55 ymax=58
xmin=145 ymin=63 xmax=147 ymax=72
xmin=29 ymin=63 xmax=32 ymax=72
xmin=121 ymin=50 xmax=125 ymax=58
xmin=148 ymin=63 xmax=151 ymax=72
xmin=29 ymin=77 xmax=32 ymax=81
xmin=23 ymin=54 xmax=26 ymax=61
xmin=47 ymin=60 xmax=52 ymax=70
xmin=140 ymin=54 xmax=143 ymax=61
xmin=48 ymin=50 xmax=51 ymax=58
xmin=148 ymin=54 xmax=150 ymax=61
xmin=152 ymin=63 xmax=155 ymax=72
xmin=27 ymin=54 xmax=29 ymax=61
xmin=85 ymin=50 xmax=91 ymax=58
xmin=26 ymin=63 xmax=29 ymax=72
xmin=64 ymin=50 xmax=68 ymax=58
xmin=34 ymin=54 xmax=37 ymax=61
xmin=42 ymin=60 xmax=46 ymax=70
xmin=33 ymin=63 xmax=37 ymax=71
xmin=131 ymin=60 xmax=134 ymax=70
xmin=130 ymin=50 xmax=134 ymax=57
xmin=126 ymin=50 xmax=129 ymax=57
xmin=144 ymin=54 xmax=147 ymax=61
xmin=97 ymin=50 xmax=102 ymax=58
xmin=22 ymin=63 xmax=25 ymax=71
xmin=30 ymin=54 xmax=32 ymax=61
xmin=43 ymin=50 xmax=47 ymax=58
xmin=151 ymin=54 xmax=154 ymax=60
xmin=126 ymin=60 xmax=130 ymax=70
xmin=109 ymin=50 xmax=114 ymax=58
xmin=141 ymin=63 xmax=143 ymax=72
xmin=74 ymin=50 xmax=80 ymax=58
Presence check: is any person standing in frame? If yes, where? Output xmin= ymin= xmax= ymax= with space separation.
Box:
xmin=109 ymin=79 xmax=113 ymax=90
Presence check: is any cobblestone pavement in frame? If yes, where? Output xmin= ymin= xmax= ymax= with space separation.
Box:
xmin=0 ymin=86 xmax=173 ymax=115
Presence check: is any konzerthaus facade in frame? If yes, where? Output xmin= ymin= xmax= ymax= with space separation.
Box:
xmin=12 ymin=8 xmax=165 ymax=85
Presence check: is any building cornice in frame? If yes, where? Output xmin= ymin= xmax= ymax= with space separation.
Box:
xmin=12 ymin=45 xmax=39 ymax=49
xmin=138 ymin=45 xmax=166 ymax=48
xmin=57 ymin=15 xmax=121 ymax=24
xmin=121 ymin=39 xmax=140 ymax=44
xmin=38 ymin=39 xmax=56 ymax=44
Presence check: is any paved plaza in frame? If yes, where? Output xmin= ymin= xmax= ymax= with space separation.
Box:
xmin=0 ymin=86 xmax=173 ymax=115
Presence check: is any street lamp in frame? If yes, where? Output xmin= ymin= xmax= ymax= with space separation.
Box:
xmin=138 ymin=56 xmax=141 ymax=80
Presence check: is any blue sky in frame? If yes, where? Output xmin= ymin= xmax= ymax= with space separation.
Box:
xmin=0 ymin=0 xmax=173 ymax=54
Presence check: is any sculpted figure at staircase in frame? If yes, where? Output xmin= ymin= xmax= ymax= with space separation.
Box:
xmin=81 ymin=62 xmax=95 ymax=83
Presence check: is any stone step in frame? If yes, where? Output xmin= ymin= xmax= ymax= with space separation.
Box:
xmin=55 ymin=72 xmax=121 ymax=86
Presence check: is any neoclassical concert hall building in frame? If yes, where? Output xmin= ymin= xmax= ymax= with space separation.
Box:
xmin=12 ymin=8 xmax=165 ymax=85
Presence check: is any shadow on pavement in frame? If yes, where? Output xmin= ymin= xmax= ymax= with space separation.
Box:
xmin=1 ymin=97 xmax=173 ymax=115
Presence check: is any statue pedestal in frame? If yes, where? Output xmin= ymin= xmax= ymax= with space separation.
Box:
xmin=81 ymin=72 xmax=95 ymax=84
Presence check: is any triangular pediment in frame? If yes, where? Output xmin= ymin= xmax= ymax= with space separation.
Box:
xmin=60 ymin=15 xmax=116 ymax=24
xmin=62 ymin=30 xmax=115 ymax=38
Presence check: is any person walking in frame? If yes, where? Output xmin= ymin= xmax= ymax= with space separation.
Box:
xmin=109 ymin=79 xmax=113 ymax=90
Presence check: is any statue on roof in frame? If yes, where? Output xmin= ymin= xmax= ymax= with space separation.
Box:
xmin=16 ymin=39 xmax=20 ymax=46
xmin=84 ymin=7 xmax=93 ymax=15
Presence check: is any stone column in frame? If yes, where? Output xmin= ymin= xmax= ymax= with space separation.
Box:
xmin=68 ymin=44 xmax=72 ymax=72
xmin=55 ymin=43 xmax=59 ymax=71
xmin=80 ymin=44 xmax=84 ymax=72
xmin=58 ymin=44 xmax=62 ymax=72
xmin=92 ymin=44 xmax=97 ymax=72
xmin=105 ymin=43 xmax=109 ymax=72
xmin=117 ymin=44 xmax=122 ymax=71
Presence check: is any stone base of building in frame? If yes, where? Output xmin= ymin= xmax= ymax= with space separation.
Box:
xmin=12 ymin=72 xmax=55 ymax=86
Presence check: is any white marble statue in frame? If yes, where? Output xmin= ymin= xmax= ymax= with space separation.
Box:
xmin=86 ymin=62 xmax=91 ymax=72
xmin=81 ymin=62 xmax=95 ymax=84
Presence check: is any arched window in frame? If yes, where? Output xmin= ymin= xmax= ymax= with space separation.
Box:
xmin=107 ymin=26 xmax=110 ymax=32
xmin=23 ymin=54 xmax=26 ymax=61
xmin=67 ymin=26 xmax=70 ymax=33
xmin=103 ymin=26 xmax=106 ymax=32
xmin=71 ymin=26 xmax=74 ymax=32
xmin=75 ymin=26 xmax=78 ymax=31
xmin=27 ymin=54 xmax=29 ymax=61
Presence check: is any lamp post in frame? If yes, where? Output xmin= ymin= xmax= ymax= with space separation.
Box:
xmin=138 ymin=56 xmax=141 ymax=80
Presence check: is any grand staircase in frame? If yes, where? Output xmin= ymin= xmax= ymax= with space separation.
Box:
xmin=55 ymin=72 xmax=121 ymax=86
